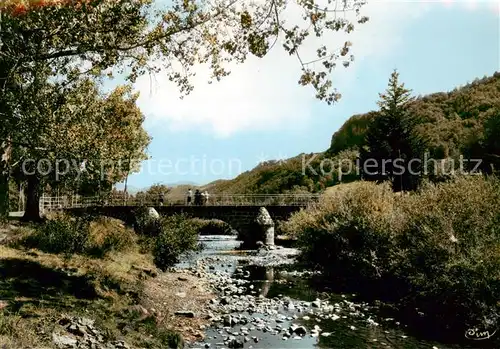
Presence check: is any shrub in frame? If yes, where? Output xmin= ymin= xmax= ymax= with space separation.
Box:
xmin=286 ymin=176 xmax=500 ymax=333
xmin=22 ymin=214 xmax=135 ymax=258
xmin=23 ymin=213 xmax=91 ymax=255
xmin=392 ymin=176 xmax=500 ymax=329
xmin=153 ymin=214 xmax=200 ymax=270
xmin=132 ymin=207 xmax=161 ymax=236
xmin=284 ymin=181 xmax=398 ymax=282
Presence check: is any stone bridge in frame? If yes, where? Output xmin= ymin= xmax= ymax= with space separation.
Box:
xmin=65 ymin=205 xmax=306 ymax=247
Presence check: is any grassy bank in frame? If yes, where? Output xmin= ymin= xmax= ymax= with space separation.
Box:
xmin=0 ymin=212 xmax=208 ymax=348
xmin=282 ymin=176 xmax=500 ymax=339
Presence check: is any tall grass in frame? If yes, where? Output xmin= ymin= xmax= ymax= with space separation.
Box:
xmin=283 ymin=176 xmax=500 ymax=334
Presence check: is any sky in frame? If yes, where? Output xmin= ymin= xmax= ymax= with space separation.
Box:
xmin=114 ymin=0 xmax=499 ymax=190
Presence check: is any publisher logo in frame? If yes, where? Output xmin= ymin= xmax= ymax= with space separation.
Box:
xmin=465 ymin=327 xmax=497 ymax=341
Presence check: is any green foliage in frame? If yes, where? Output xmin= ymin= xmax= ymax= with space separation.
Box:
xmin=135 ymin=184 xmax=170 ymax=204
xmin=8 ymin=179 xmax=22 ymax=212
xmin=188 ymin=218 xmax=234 ymax=235
xmin=464 ymin=112 xmax=500 ymax=174
xmin=152 ymin=215 xmax=200 ymax=271
xmin=24 ymin=214 xmax=92 ymax=255
xmin=392 ymin=177 xmax=500 ymax=329
xmin=482 ymin=112 xmax=500 ymax=173
xmin=329 ymin=112 xmax=377 ymax=154
xmin=4 ymin=75 xmax=151 ymax=222
xmin=286 ymin=176 xmax=500 ymax=331
xmin=360 ymin=70 xmax=428 ymax=191
xmin=21 ymin=214 xmax=135 ymax=258
xmin=132 ymin=207 xmax=162 ymax=237
xmin=284 ymin=181 xmax=397 ymax=279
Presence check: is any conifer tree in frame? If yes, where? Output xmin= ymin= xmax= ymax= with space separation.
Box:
xmin=360 ymin=70 xmax=427 ymax=191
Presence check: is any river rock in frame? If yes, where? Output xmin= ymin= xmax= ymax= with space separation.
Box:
xmin=52 ymin=333 xmax=78 ymax=348
xmin=67 ymin=324 xmax=85 ymax=337
xmin=52 ymin=316 xmax=131 ymax=349
xmin=111 ymin=340 xmax=131 ymax=349
xmin=228 ymin=337 xmax=244 ymax=348
xmin=223 ymin=315 xmax=238 ymax=327
xmin=289 ymin=324 xmax=307 ymax=336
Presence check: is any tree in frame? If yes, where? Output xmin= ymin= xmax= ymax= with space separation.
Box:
xmin=145 ymin=183 xmax=170 ymax=203
xmin=360 ymin=70 xmax=427 ymax=192
xmin=11 ymin=79 xmax=150 ymax=221
xmin=0 ymin=0 xmax=368 ymax=220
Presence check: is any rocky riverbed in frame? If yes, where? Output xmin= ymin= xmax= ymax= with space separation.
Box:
xmin=52 ymin=316 xmax=131 ymax=349
xmin=172 ymin=236 xmax=477 ymax=349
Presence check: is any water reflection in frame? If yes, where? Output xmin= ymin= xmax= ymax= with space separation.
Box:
xmin=198 ymin=235 xmax=242 ymax=252
xmin=175 ymin=235 xmax=242 ymax=269
xmin=260 ymin=267 xmax=274 ymax=297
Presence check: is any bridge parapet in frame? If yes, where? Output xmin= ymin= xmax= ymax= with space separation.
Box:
xmin=40 ymin=193 xmax=320 ymax=211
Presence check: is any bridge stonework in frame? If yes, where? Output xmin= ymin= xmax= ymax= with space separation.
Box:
xmin=65 ymin=205 xmax=304 ymax=246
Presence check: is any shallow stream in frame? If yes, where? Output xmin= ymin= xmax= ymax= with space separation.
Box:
xmin=178 ymin=236 xmax=495 ymax=349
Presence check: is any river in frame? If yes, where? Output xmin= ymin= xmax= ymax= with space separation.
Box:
xmin=176 ymin=236 xmax=495 ymax=349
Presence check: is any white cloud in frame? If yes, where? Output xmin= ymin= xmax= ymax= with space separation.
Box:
xmin=135 ymin=0 xmax=430 ymax=138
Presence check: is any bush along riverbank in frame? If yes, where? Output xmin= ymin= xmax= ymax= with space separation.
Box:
xmin=282 ymin=176 xmax=500 ymax=345
xmin=0 ymin=211 xmax=208 ymax=348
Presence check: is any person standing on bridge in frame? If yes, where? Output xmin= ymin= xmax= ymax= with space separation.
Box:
xmin=186 ymin=189 xmax=192 ymax=205
xmin=194 ymin=189 xmax=202 ymax=206
xmin=203 ymin=191 xmax=210 ymax=205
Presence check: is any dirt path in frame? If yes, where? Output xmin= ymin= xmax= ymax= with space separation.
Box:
xmin=142 ymin=269 xmax=214 ymax=343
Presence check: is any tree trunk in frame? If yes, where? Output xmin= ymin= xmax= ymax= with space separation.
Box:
xmin=18 ymin=183 xmax=24 ymax=211
xmin=0 ymin=45 xmax=13 ymax=222
xmin=123 ymin=172 xmax=129 ymax=205
xmin=22 ymin=176 xmax=42 ymax=222
xmin=123 ymin=156 xmax=131 ymax=205
xmin=0 ymin=173 xmax=8 ymax=222
xmin=0 ymin=142 xmax=11 ymax=222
